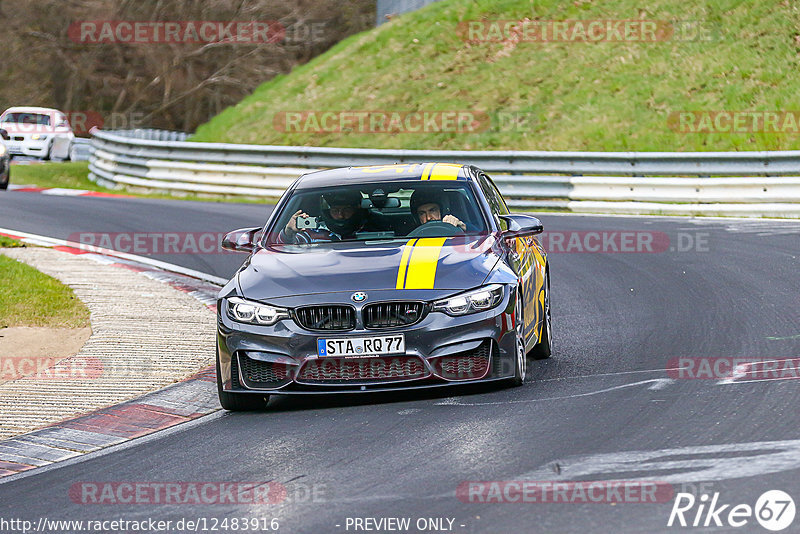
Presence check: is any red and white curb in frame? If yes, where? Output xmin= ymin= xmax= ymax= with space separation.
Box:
xmin=0 ymin=228 xmax=226 ymax=479
xmin=7 ymin=184 xmax=130 ymax=198
xmin=0 ymin=369 xmax=218 ymax=478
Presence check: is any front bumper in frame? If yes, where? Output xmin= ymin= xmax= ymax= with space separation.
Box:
xmin=217 ymin=291 xmax=518 ymax=395
xmin=3 ymin=136 xmax=52 ymax=157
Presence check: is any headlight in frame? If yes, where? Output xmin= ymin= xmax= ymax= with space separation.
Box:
xmin=225 ymin=297 xmax=289 ymax=326
xmin=432 ymin=284 xmax=505 ymax=316
xmin=31 ymin=134 xmax=47 ymax=141
xmin=0 ymin=144 xmax=5 ymax=156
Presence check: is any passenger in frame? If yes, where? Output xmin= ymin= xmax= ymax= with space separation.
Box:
xmin=409 ymin=190 xmax=466 ymax=231
xmin=279 ymin=191 xmax=368 ymax=244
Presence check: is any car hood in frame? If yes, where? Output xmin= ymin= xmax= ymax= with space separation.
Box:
xmin=237 ymin=235 xmax=503 ymax=301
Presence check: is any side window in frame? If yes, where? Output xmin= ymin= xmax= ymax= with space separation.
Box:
xmin=490 ymin=181 xmax=510 ymax=215
xmin=478 ymin=173 xmax=508 ymax=230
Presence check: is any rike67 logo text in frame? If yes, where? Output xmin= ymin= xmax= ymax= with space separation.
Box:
xmin=668 ymin=490 xmax=795 ymax=531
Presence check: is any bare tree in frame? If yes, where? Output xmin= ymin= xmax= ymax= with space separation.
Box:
xmin=1 ymin=0 xmax=374 ymax=133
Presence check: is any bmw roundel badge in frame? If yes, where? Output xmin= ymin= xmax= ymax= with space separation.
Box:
xmin=351 ymin=292 xmax=368 ymax=303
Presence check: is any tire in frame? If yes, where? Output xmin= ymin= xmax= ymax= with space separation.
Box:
xmin=529 ymin=268 xmax=552 ymax=360
xmin=0 ymin=174 xmax=8 ymax=190
xmin=508 ymin=291 xmax=527 ymax=387
xmin=216 ymin=352 xmax=270 ymax=411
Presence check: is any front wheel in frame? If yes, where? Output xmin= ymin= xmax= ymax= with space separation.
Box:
xmin=508 ymin=292 xmax=527 ymax=387
xmin=216 ymin=353 xmax=270 ymax=411
xmin=529 ymin=269 xmax=552 ymax=360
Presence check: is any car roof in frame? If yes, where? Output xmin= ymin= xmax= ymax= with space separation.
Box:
xmin=1 ymin=107 xmax=64 ymax=115
xmin=293 ymin=163 xmax=474 ymax=189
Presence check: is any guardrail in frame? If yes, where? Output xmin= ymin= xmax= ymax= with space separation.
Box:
xmin=70 ymin=138 xmax=91 ymax=161
xmin=88 ymin=129 xmax=800 ymax=217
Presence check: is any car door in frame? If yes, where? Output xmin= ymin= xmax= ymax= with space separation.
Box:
xmin=477 ymin=172 xmax=541 ymax=346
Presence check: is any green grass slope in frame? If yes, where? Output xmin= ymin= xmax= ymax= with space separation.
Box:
xmin=0 ymin=238 xmax=90 ymax=328
xmin=192 ymin=0 xmax=800 ymax=151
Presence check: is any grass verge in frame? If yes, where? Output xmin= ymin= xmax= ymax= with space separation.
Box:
xmin=0 ymin=237 xmax=90 ymax=328
xmin=10 ymin=162 xmax=110 ymax=191
xmin=192 ymin=0 xmax=800 ymax=152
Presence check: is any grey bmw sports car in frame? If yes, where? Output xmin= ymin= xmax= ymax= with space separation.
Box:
xmin=216 ymin=163 xmax=551 ymax=410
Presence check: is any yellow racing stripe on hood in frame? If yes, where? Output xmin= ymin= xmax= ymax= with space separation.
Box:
xmin=396 ymin=239 xmax=417 ymax=289
xmin=419 ymin=163 xmax=434 ymax=180
xmin=402 ymin=237 xmax=447 ymax=289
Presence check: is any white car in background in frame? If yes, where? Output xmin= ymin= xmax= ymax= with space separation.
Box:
xmin=0 ymin=106 xmax=74 ymax=160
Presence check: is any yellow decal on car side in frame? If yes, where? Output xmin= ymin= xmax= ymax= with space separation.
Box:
xmin=538 ymin=287 xmax=546 ymax=340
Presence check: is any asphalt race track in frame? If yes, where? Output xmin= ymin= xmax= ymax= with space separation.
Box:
xmin=1 ymin=191 xmax=799 ymax=533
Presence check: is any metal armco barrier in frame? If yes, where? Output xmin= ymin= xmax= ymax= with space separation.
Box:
xmin=88 ymin=129 xmax=800 ymax=217
xmin=70 ymin=138 xmax=91 ymax=161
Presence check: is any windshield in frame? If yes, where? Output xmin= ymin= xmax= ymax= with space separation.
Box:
xmin=267 ymin=180 xmax=488 ymax=245
xmin=0 ymin=112 xmax=51 ymax=125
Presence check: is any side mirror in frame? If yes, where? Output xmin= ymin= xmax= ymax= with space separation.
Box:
xmin=0 ymin=129 xmax=8 ymax=141
xmin=221 ymin=227 xmax=262 ymax=253
xmin=499 ymin=214 xmax=543 ymax=238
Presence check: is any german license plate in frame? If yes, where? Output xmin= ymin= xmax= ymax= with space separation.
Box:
xmin=317 ymin=335 xmax=405 ymax=357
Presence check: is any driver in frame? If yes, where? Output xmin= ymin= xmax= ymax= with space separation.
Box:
xmin=279 ymin=191 xmax=368 ymax=244
xmin=409 ymin=189 xmax=466 ymax=232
